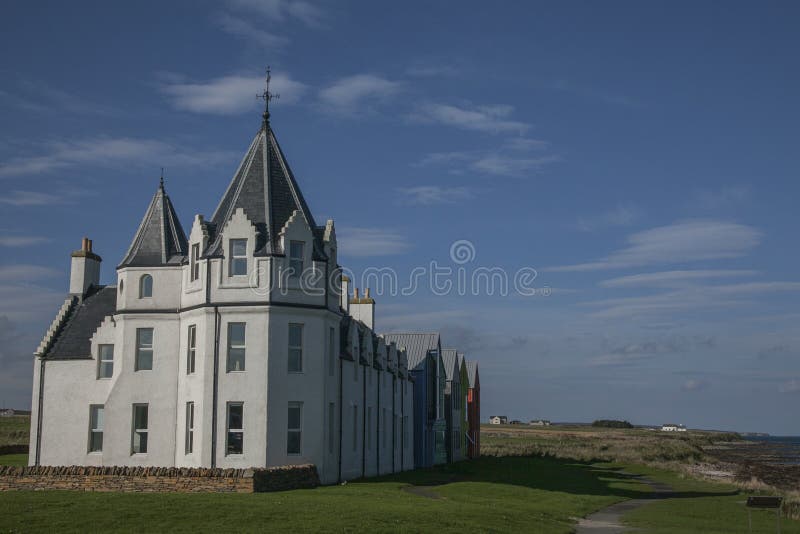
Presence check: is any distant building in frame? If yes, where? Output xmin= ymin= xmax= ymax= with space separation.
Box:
xmin=0 ymin=409 xmax=15 ymax=417
xmin=489 ymin=416 xmax=507 ymax=425
xmin=529 ymin=419 xmax=551 ymax=426
xmin=509 ymin=420 xmax=522 ymax=425
xmin=661 ymin=423 xmax=687 ymax=432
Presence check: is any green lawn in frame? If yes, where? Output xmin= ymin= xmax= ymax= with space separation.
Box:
xmin=0 ymin=456 xmax=651 ymax=533
xmin=0 ymin=415 xmax=29 ymax=447
xmin=622 ymin=466 xmax=800 ymax=534
xmin=0 ymin=453 xmax=27 ymax=467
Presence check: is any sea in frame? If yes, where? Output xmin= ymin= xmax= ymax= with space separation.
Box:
xmin=744 ymin=436 xmax=800 ymax=465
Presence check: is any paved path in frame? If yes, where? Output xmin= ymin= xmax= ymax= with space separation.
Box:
xmin=574 ymin=475 xmax=674 ymax=533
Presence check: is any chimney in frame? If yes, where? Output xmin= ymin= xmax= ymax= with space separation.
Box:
xmin=69 ymin=237 xmax=102 ymax=296
xmin=349 ymin=286 xmax=375 ymax=330
xmin=340 ymin=274 xmax=350 ymax=313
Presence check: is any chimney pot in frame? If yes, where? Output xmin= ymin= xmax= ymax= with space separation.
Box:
xmin=365 ymin=288 xmax=371 ymax=298
xmin=87 ymin=239 xmax=93 ymax=253
xmin=82 ymin=237 xmax=89 ymax=252
xmin=353 ymin=287 xmax=359 ymax=299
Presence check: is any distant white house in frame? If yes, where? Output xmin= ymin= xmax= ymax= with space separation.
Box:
xmin=529 ymin=419 xmax=551 ymax=426
xmin=0 ymin=409 xmax=14 ymax=417
xmin=661 ymin=423 xmax=687 ymax=432
xmin=489 ymin=416 xmax=508 ymax=425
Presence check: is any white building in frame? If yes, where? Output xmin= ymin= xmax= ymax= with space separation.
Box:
xmin=28 ymin=103 xmax=414 ymax=484
xmin=661 ymin=424 xmax=687 ymax=432
xmin=489 ymin=416 xmax=508 ymax=425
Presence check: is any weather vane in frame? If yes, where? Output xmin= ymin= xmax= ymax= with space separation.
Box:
xmin=257 ymin=66 xmax=280 ymax=122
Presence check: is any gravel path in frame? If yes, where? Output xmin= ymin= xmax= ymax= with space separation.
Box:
xmin=574 ymin=475 xmax=674 ymax=533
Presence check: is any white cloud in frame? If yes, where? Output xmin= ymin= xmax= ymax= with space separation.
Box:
xmin=0 ymin=190 xmax=65 ymax=206
xmin=227 ymin=0 xmax=324 ymax=26
xmin=576 ymin=205 xmax=641 ymax=232
xmin=600 ymin=270 xmax=758 ymax=289
xmin=778 ymin=379 xmax=800 ymax=394
xmin=693 ymin=185 xmax=751 ymax=210
xmin=396 ymin=186 xmax=473 ymax=206
xmin=216 ymin=13 xmax=289 ymax=47
xmin=318 ymin=75 xmax=402 ymax=114
xmin=337 ymin=227 xmax=411 ymax=257
xmin=0 ymin=137 xmax=235 ymax=178
xmin=0 ymin=265 xmax=60 ymax=282
xmin=0 ymin=236 xmax=50 ymax=247
xmin=412 ymin=102 xmax=530 ymax=134
xmin=547 ymin=220 xmax=762 ymax=272
xmin=417 ymin=138 xmax=559 ymax=178
xmin=160 ymin=72 xmax=307 ymax=115
xmin=681 ymin=378 xmax=710 ymax=392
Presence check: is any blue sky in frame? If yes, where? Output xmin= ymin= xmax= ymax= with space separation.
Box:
xmin=1 ymin=1 xmax=799 ymax=434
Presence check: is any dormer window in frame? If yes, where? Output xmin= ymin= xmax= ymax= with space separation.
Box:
xmin=289 ymin=241 xmax=304 ymax=278
xmin=229 ymin=239 xmax=247 ymax=276
xmin=190 ymin=243 xmax=200 ymax=281
xmin=139 ymin=274 xmax=153 ymax=298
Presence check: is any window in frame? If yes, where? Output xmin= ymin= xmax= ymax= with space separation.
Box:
xmin=185 ymin=402 xmax=194 ymax=454
xmin=187 ymin=325 xmax=196 ymax=374
xmin=135 ymin=328 xmax=153 ymax=371
xmin=394 ymin=415 xmax=399 ymax=450
xmin=352 ymin=405 xmax=358 ymax=452
xmin=353 ymin=359 xmax=358 ymax=382
xmin=403 ymin=416 xmax=408 ymax=449
xmin=131 ymin=404 xmax=148 ymax=454
xmin=226 ymin=403 xmax=243 ymax=455
xmin=229 ymin=239 xmax=247 ymax=276
xmin=139 ymin=274 xmax=153 ymax=298
xmin=287 ymin=402 xmax=302 ymax=455
xmin=88 ymin=405 xmax=104 ymax=452
xmin=328 ymin=327 xmax=335 ymax=377
xmin=289 ymin=241 xmax=304 ymax=278
xmin=190 ymin=243 xmax=200 ymax=281
xmin=227 ymin=323 xmax=246 ymax=372
xmin=97 ymin=344 xmax=113 ymax=379
xmin=328 ymin=402 xmax=335 ymax=454
xmin=288 ymin=323 xmax=303 ymax=373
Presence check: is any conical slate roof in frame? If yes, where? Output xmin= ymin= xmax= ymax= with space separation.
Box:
xmin=205 ymin=120 xmax=324 ymax=258
xmin=119 ymin=181 xmax=188 ymax=267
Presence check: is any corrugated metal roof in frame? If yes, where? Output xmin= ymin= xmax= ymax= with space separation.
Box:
xmin=441 ymin=349 xmax=458 ymax=380
xmin=381 ymin=332 xmax=439 ymax=370
xmin=466 ymin=360 xmax=479 ymax=388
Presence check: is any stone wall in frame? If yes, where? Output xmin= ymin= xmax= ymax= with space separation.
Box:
xmin=0 ymin=464 xmax=319 ymax=493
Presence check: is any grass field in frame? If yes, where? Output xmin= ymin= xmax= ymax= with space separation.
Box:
xmin=1 ymin=418 xmax=797 ymax=532
xmin=0 ymin=415 xmax=29 ymax=448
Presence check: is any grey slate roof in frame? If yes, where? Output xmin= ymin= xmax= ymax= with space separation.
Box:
xmin=382 ymin=333 xmax=439 ymax=371
xmin=46 ymin=286 xmax=117 ymax=359
xmin=466 ymin=360 xmax=479 ymax=388
xmin=441 ymin=349 xmax=458 ymax=381
xmin=205 ymin=121 xmax=325 ymax=259
xmin=119 ymin=183 xmax=188 ymax=268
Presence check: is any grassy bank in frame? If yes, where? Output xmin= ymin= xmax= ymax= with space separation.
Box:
xmin=0 ymin=415 xmax=29 ymax=448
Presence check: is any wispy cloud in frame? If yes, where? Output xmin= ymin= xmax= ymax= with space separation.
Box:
xmin=590 ymin=336 xmax=714 ymax=366
xmin=396 ymin=186 xmax=473 ymax=206
xmin=778 ymin=379 xmax=800 ymax=394
xmin=681 ymin=378 xmax=710 ymax=392
xmin=600 ymin=269 xmax=758 ymax=289
xmin=405 ymin=62 xmax=461 ymax=78
xmin=0 ymin=137 xmax=236 ymax=178
xmin=0 ymin=265 xmax=60 ymax=282
xmin=549 ymin=79 xmax=641 ymax=108
xmin=215 ymin=13 xmax=289 ymax=47
xmin=692 ymin=185 xmax=751 ymax=210
xmin=159 ymin=72 xmax=307 ymax=115
xmin=337 ymin=227 xmax=411 ymax=257
xmin=0 ymin=236 xmax=50 ymax=247
xmin=0 ymin=190 xmax=68 ymax=206
xmin=585 ymin=281 xmax=800 ymax=320
xmin=318 ymin=75 xmax=402 ymax=115
xmin=547 ymin=220 xmax=761 ymax=272
xmin=226 ymin=0 xmax=324 ymax=27
xmin=576 ymin=205 xmax=641 ymax=232
xmin=412 ymin=102 xmax=530 ymax=134
xmin=418 ymin=137 xmax=559 ymax=178
xmin=0 ymin=80 xmax=120 ymax=117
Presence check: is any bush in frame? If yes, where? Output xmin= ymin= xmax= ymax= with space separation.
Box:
xmin=591 ymin=419 xmax=634 ymax=429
